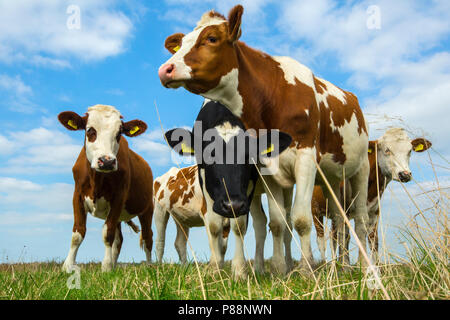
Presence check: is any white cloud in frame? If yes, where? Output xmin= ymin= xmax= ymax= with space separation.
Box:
xmin=0 ymin=0 xmax=135 ymax=67
xmin=0 ymin=177 xmax=73 ymax=213
xmin=0 ymin=73 xmax=40 ymax=114
xmin=0 ymin=127 xmax=81 ymax=175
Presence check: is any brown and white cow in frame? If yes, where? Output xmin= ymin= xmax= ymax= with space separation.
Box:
xmin=158 ymin=5 xmax=370 ymax=271
xmin=311 ymin=128 xmax=432 ymax=262
xmin=58 ymin=105 xmax=154 ymax=272
xmin=153 ymin=165 xmax=230 ymax=264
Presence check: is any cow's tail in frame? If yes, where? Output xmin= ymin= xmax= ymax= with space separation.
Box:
xmin=126 ymin=220 xmax=140 ymax=234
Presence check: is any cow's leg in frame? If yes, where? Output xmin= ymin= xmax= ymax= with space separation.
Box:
xmin=102 ymin=221 xmax=119 ymax=272
xmin=349 ymin=159 xmax=370 ymax=268
xmin=112 ymin=224 xmax=123 ymax=267
xmin=291 ymin=148 xmax=317 ymax=272
xmin=138 ymin=208 xmax=154 ymax=264
xmin=154 ymin=203 xmax=170 ymax=263
xmin=221 ymin=219 xmax=230 ymax=258
xmin=322 ymin=181 xmax=348 ymax=266
xmin=313 ymin=214 xmax=326 ymax=263
xmin=205 ymin=213 xmax=224 ymax=270
xmin=175 ymin=223 xmax=189 ymax=264
xmin=231 ymin=215 xmax=248 ymax=280
xmin=283 ymin=187 xmax=294 ymax=271
xmin=264 ymin=179 xmax=287 ymax=274
xmin=250 ymin=194 xmax=267 ymax=274
xmin=63 ymin=193 xmax=86 ymax=272
xmin=368 ymin=210 xmax=380 ymax=263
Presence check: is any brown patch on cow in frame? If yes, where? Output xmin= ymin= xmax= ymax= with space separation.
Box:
xmin=201 ymin=197 xmax=207 ymax=216
xmin=317 ymin=101 xmax=346 ymax=164
xmin=222 ymin=224 xmax=230 ymax=238
xmin=158 ymin=189 xmax=165 ymax=201
xmin=154 ymin=181 xmax=161 ymax=195
xmin=168 ymin=166 xmax=198 ymax=209
xmin=314 ymin=77 xmax=327 ymax=94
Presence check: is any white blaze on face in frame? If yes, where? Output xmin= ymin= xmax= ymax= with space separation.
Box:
xmin=85 ymin=105 xmax=122 ymax=171
xmin=161 ymin=14 xmax=226 ymax=86
xmin=377 ymin=128 xmax=413 ymax=181
xmin=215 ymin=121 xmax=241 ymax=143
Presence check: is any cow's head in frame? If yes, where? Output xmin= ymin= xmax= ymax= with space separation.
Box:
xmin=164 ymin=106 xmax=291 ymax=218
xmin=158 ymin=5 xmax=244 ymax=96
xmin=58 ymin=105 xmax=147 ymax=172
xmin=371 ymin=128 xmax=432 ymax=183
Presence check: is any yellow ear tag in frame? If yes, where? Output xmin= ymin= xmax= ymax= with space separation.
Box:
xmin=368 ymin=148 xmax=373 ymax=154
xmin=173 ymin=45 xmax=180 ymax=52
xmin=68 ymin=120 xmax=78 ymax=130
xmin=181 ymin=143 xmax=194 ymax=154
xmin=415 ymin=144 xmax=424 ymax=152
xmin=129 ymin=126 xmax=140 ymax=135
xmin=261 ymin=144 xmax=275 ymax=156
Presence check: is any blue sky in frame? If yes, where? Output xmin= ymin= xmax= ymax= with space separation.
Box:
xmin=0 ymin=0 xmax=449 ymax=265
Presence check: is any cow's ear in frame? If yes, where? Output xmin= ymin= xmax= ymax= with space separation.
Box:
xmin=411 ymin=138 xmax=432 ymax=153
xmin=368 ymin=140 xmax=378 ymax=154
xmin=58 ymin=111 xmax=86 ymax=131
xmin=165 ymin=33 xmax=185 ymax=54
xmin=123 ymin=120 xmax=147 ymax=137
xmin=258 ymin=130 xmax=292 ymax=158
xmin=227 ymin=5 xmax=243 ymax=42
xmin=165 ymin=128 xmax=195 ymax=156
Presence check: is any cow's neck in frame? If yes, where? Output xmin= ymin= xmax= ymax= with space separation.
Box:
xmin=367 ymin=152 xmax=391 ymax=205
xmin=203 ymin=42 xmax=282 ymax=130
xmin=233 ymin=42 xmax=283 ymax=130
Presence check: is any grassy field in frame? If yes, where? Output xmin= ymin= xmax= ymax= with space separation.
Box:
xmin=1 ymin=157 xmax=448 ymax=301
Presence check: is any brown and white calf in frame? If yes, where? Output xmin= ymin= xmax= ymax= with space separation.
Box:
xmin=158 ymin=5 xmax=370 ymax=271
xmin=153 ymin=165 xmax=230 ymax=264
xmin=311 ymin=128 xmax=432 ymax=262
xmin=58 ymin=105 xmax=154 ymax=272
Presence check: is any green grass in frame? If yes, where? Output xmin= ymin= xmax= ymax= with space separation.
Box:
xmin=0 ymin=257 xmax=447 ymax=300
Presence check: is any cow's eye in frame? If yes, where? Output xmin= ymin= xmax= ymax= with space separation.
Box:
xmin=86 ymin=127 xmax=97 ymax=142
xmin=116 ymin=129 xmax=122 ymax=142
xmin=207 ymin=36 xmax=217 ymax=43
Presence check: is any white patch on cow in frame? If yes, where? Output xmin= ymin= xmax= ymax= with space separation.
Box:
xmin=203 ymin=68 xmax=244 ymax=117
xmin=315 ymin=77 xmax=347 ymax=106
xmin=321 ymin=113 xmax=368 ymax=180
xmin=84 ymin=196 xmax=134 ymax=222
xmin=272 ymin=56 xmax=315 ymax=89
xmin=85 ymin=105 xmax=122 ymax=171
xmin=215 ymin=121 xmax=241 ymax=143
xmin=162 ymin=17 xmax=226 ymax=84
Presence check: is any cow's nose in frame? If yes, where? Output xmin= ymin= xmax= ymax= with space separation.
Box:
xmin=398 ymin=171 xmax=412 ymax=182
xmin=98 ymin=156 xmax=117 ymax=171
xmin=158 ymin=63 xmax=175 ymax=85
xmin=221 ymin=199 xmax=246 ymax=216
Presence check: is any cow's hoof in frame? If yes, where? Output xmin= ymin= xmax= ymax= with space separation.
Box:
xmin=62 ymin=262 xmax=75 ymax=273
xmin=232 ymin=262 xmax=247 ymax=281
xmin=270 ymin=258 xmax=287 ymax=276
xmin=101 ymin=261 xmax=114 ymax=272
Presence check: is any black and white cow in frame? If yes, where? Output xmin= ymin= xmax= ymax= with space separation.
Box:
xmin=165 ymin=100 xmax=291 ymax=278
